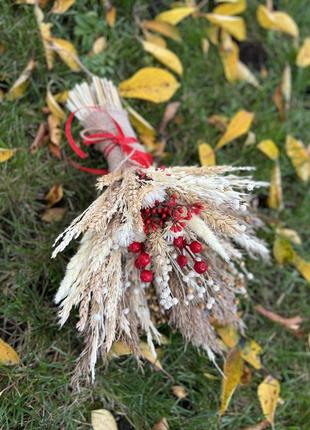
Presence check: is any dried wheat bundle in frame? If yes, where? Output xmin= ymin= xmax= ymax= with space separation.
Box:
xmin=52 ymin=76 xmax=269 ymax=384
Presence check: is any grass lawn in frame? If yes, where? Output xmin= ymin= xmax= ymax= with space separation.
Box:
xmin=0 ymin=1 xmax=309 ymax=429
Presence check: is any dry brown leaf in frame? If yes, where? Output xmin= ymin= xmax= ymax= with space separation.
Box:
xmin=90 ymin=37 xmax=107 ymax=55
xmin=51 ymin=38 xmax=80 ymax=71
xmin=45 ymin=184 xmax=64 ymax=208
xmin=296 ymin=38 xmax=310 ymax=68
xmin=256 ymin=5 xmax=299 ymax=38
xmin=207 ymin=114 xmax=228 ymax=132
xmin=48 ymin=143 xmax=62 ymax=159
xmin=156 ymin=7 xmax=196 ymax=25
xmin=119 ymin=67 xmax=180 ymax=103
xmin=216 ymin=110 xmax=254 ymax=149
xmin=198 ymin=142 xmax=216 ymax=166
xmin=142 ymin=41 xmax=183 ymax=76
xmin=46 ymin=88 xmax=66 ymax=121
xmin=141 ymin=20 xmax=181 ymax=42
xmin=0 ymin=338 xmax=20 ymax=365
xmin=51 ymin=0 xmax=75 ymax=14
xmin=240 ymin=364 xmax=252 ymax=386
xmin=41 ymin=207 xmax=66 ymax=222
xmin=171 ymin=385 xmax=187 ymax=399
xmin=106 ymin=6 xmax=117 ymax=27
xmin=255 ymin=305 xmax=303 ymax=332
xmin=30 ymin=123 xmax=48 ymax=154
xmin=268 ymin=161 xmax=282 ymax=210
xmin=220 ymin=347 xmax=243 ymax=415
xmin=91 ymin=409 xmax=118 ymax=430
xmin=241 ymin=420 xmax=270 ymax=430
xmin=257 ymin=140 xmax=279 ymax=161
xmin=206 ymin=14 xmax=246 ymax=41
xmin=272 ymin=85 xmax=285 ymax=122
xmin=151 ymin=418 xmax=169 ymax=430
xmin=285 ymin=135 xmax=310 ymax=182
xmin=257 ymin=376 xmax=280 ymax=427
xmin=6 ymin=58 xmax=36 ymax=100
xmin=213 ymin=0 xmax=246 ymax=16
xmin=0 ymin=148 xmax=16 ymax=163
xmin=159 ymin=102 xmax=180 ymax=134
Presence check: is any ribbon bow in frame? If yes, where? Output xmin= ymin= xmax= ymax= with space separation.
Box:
xmin=65 ymin=108 xmax=153 ymax=175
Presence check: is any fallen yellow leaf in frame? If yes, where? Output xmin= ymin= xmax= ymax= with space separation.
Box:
xmin=45 ymin=184 xmax=64 ymax=208
xmin=256 ymin=5 xmax=299 ymax=38
xmin=54 ymin=90 xmax=69 ymax=103
xmin=106 ymin=6 xmax=116 ymax=27
xmin=48 ymin=115 xmax=62 ymax=146
xmin=0 ymin=338 xmax=20 ymax=365
xmin=273 ymin=235 xmax=295 ymax=265
xmin=6 ymin=58 xmax=36 ymax=100
xmin=236 ymin=61 xmax=260 ymax=88
xmin=206 ymin=14 xmax=246 ymax=41
xmin=141 ymin=20 xmax=181 ymax=42
xmin=0 ymin=148 xmax=16 ymax=163
xmin=216 ymin=324 xmax=239 ymax=348
xmin=296 ymin=38 xmax=310 ymax=68
xmin=110 ymin=341 xmax=163 ymax=370
xmin=216 ymin=110 xmax=254 ymax=149
xmin=220 ymin=348 xmax=244 ymax=415
xmin=293 ymin=254 xmax=310 ymax=283
xmin=126 ymin=105 xmax=156 ymax=139
xmin=156 ymin=6 xmax=196 ymax=25
xmin=198 ymin=142 xmax=216 ymax=166
xmin=142 ymin=41 xmax=183 ymax=75
xmin=201 ymin=37 xmax=210 ymax=54
xmin=90 ymin=36 xmax=107 ymax=55
xmin=34 ymin=7 xmax=55 ymax=70
xmin=91 ymin=409 xmax=117 ymax=430
xmin=213 ymin=0 xmax=246 ymax=16
xmin=144 ymin=31 xmax=167 ymax=48
xmin=285 ymin=135 xmax=310 ymax=182
xmin=208 ymin=24 xmax=220 ymax=45
xmin=257 ymin=139 xmax=279 ymax=161
xmin=281 ymin=65 xmax=291 ymax=112
xmin=241 ymin=339 xmax=262 ymax=370
xmin=268 ymin=161 xmax=283 ymax=210
xmin=219 ymin=36 xmax=239 ymax=82
xmin=51 ymin=0 xmax=75 ymax=14
xmin=119 ymin=67 xmax=180 ymax=103
xmin=171 ymin=385 xmax=187 ymax=399
xmin=276 ymin=228 xmax=301 ymax=245
xmin=257 ymin=376 xmax=280 ymax=426
xmin=51 ymin=38 xmax=80 ymax=71
xmin=46 ymin=87 xmax=66 ymax=121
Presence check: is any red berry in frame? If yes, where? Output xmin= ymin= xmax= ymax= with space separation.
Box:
xmin=135 ymin=252 xmax=151 ymax=269
xmin=189 ymin=241 xmax=202 ymax=254
xmin=177 ymin=255 xmax=188 ymax=268
xmin=173 ymin=236 xmax=185 ymax=248
xmin=194 ymin=260 xmax=208 ymax=274
xmin=140 ymin=270 xmax=153 ymax=283
xmin=128 ymin=242 xmax=142 ymax=253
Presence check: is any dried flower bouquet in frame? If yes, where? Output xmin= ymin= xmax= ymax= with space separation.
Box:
xmin=52 ymin=77 xmax=269 ymax=383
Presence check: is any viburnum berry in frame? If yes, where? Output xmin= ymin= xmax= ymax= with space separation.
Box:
xmin=140 ymin=270 xmax=153 ymax=282
xmin=173 ymin=237 xmax=185 ymax=248
xmin=135 ymin=252 xmax=151 ymax=269
xmin=189 ymin=241 xmax=202 ymax=253
xmin=193 ymin=260 xmax=208 ymax=274
xmin=177 ymin=255 xmax=188 ymax=268
xmin=128 ymin=242 xmax=142 ymax=253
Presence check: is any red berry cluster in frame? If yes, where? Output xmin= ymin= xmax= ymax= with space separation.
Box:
xmin=173 ymin=237 xmax=208 ymax=274
xmin=141 ymin=194 xmax=203 ymax=235
xmin=128 ymin=242 xmax=153 ymax=283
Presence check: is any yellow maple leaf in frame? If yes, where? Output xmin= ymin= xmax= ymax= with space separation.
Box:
xmin=198 ymin=142 xmax=216 ymax=166
xmin=257 ymin=376 xmax=280 ymax=426
xmin=119 ymin=67 xmax=180 ymax=103
xmin=256 ymin=5 xmax=299 ymax=38
xmin=142 ymin=41 xmax=183 ymax=75
xmin=156 ymin=6 xmax=196 ymax=25
xmin=296 ymin=38 xmax=310 ymax=68
xmin=216 ymin=110 xmax=254 ymax=149
xmin=220 ymin=348 xmax=244 ymax=415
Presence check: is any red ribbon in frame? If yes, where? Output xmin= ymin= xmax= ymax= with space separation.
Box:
xmin=65 ymin=108 xmax=153 ymax=175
